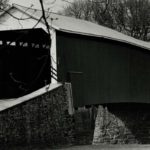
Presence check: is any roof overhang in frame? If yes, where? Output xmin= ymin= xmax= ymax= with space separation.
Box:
xmin=1 ymin=4 xmax=150 ymax=52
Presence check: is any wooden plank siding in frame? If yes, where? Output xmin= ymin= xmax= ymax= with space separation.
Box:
xmin=56 ymin=31 xmax=150 ymax=107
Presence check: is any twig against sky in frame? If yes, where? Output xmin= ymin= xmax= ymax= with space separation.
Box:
xmin=32 ymin=15 xmax=43 ymax=28
xmin=0 ymin=7 xmax=34 ymax=20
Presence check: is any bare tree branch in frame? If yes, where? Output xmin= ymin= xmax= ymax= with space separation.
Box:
xmin=0 ymin=7 xmax=34 ymax=20
xmin=39 ymin=0 xmax=51 ymax=37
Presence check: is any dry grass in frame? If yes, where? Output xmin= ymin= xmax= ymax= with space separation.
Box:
xmin=2 ymin=144 xmax=150 ymax=150
xmin=53 ymin=144 xmax=150 ymax=150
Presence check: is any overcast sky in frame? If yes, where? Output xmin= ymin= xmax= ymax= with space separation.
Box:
xmin=9 ymin=0 xmax=68 ymax=12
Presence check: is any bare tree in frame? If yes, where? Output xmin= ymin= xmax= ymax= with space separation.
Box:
xmin=124 ymin=0 xmax=150 ymax=40
xmin=62 ymin=0 xmax=150 ymax=41
xmin=39 ymin=0 xmax=58 ymax=84
xmin=63 ymin=0 xmax=93 ymax=20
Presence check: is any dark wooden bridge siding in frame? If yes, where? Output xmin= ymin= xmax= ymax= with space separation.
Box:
xmin=56 ymin=31 xmax=150 ymax=107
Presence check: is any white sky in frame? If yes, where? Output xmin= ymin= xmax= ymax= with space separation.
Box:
xmin=9 ymin=0 xmax=68 ymax=12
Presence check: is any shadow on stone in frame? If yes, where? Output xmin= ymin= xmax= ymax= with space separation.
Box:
xmin=93 ymin=103 xmax=150 ymax=144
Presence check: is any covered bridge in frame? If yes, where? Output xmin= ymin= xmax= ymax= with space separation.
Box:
xmin=1 ymin=4 xmax=150 ymax=107
xmin=0 ymin=28 xmax=51 ymax=98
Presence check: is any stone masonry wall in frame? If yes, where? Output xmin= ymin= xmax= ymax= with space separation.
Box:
xmin=0 ymin=85 xmax=74 ymax=147
xmin=93 ymin=104 xmax=150 ymax=144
